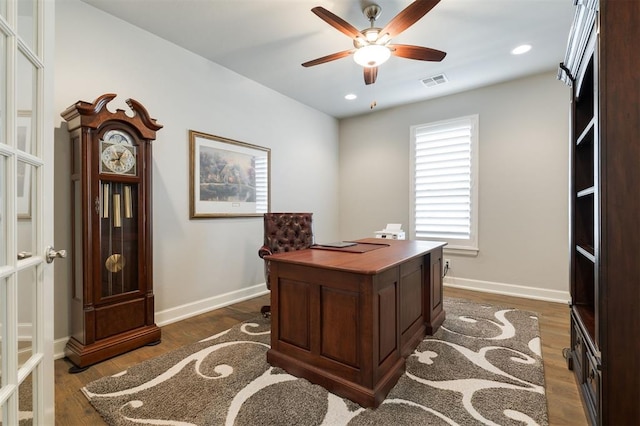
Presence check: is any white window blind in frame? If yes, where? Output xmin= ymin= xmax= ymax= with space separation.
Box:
xmin=255 ymin=156 xmax=269 ymax=213
xmin=410 ymin=115 xmax=478 ymax=253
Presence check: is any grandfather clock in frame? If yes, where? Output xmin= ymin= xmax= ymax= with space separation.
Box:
xmin=61 ymin=94 xmax=162 ymax=372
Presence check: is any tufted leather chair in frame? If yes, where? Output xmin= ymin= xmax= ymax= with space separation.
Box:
xmin=258 ymin=212 xmax=313 ymax=317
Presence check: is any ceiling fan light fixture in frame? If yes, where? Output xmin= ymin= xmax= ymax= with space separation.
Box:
xmin=354 ymin=36 xmax=367 ymax=48
xmin=364 ymin=28 xmax=380 ymax=42
xmin=303 ymin=2 xmax=446 ymax=84
xmin=354 ymin=44 xmax=391 ymax=67
xmin=376 ymin=33 xmax=390 ymax=45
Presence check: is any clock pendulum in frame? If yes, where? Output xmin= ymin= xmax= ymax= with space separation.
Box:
xmin=105 ymin=253 xmax=125 ymax=273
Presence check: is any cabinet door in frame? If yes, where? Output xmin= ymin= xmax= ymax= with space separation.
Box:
xmin=425 ymin=248 xmax=444 ymax=334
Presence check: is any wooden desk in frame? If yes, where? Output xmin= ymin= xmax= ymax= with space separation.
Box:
xmin=265 ymin=238 xmax=446 ymax=408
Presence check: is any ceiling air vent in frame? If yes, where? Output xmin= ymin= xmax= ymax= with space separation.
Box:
xmin=421 ymin=74 xmax=448 ymax=88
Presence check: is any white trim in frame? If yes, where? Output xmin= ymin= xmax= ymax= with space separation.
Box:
xmin=444 ymin=276 xmax=570 ymax=304
xmin=53 ymin=283 xmax=270 ymax=360
xmin=155 ymin=284 xmax=269 ymax=327
xmin=17 ymin=322 xmax=32 ymax=340
xmin=444 ymin=246 xmax=479 ymax=256
xmin=53 ymin=337 xmax=69 ymax=361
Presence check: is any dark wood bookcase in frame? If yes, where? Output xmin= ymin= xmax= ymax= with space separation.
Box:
xmin=559 ymin=1 xmax=640 ymax=424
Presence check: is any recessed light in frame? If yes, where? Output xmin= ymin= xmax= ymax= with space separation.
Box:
xmin=345 ymin=93 xmax=357 ymax=100
xmin=511 ymin=44 xmax=532 ymax=55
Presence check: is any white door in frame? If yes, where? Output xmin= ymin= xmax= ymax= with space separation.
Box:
xmin=0 ymin=0 xmax=55 ymax=424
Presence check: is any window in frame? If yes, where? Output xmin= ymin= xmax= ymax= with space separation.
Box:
xmin=410 ymin=115 xmax=479 ymax=254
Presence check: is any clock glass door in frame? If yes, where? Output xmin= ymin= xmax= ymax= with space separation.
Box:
xmin=99 ymin=182 xmax=139 ymax=297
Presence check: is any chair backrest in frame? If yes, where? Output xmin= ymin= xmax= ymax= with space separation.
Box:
xmin=263 ymin=212 xmax=314 ymax=254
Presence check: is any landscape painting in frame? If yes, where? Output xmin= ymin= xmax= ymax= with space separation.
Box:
xmin=189 ymin=130 xmax=270 ymax=218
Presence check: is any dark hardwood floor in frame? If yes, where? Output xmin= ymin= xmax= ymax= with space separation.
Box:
xmin=54 ymin=288 xmax=588 ymax=425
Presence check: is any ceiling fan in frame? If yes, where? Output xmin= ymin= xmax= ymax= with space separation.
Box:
xmin=302 ymin=0 xmax=447 ymax=85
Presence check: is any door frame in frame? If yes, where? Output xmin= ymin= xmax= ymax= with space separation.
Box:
xmin=0 ymin=0 xmax=55 ymax=423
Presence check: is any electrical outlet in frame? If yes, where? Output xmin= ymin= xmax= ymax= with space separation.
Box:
xmin=445 ymin=258 xmax=451 ymax=269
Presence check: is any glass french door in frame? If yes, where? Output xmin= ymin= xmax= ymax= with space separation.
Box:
xmin=0 ymin=0 xmax=55 ymax=424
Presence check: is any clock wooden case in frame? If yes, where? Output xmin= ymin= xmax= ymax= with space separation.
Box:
xmin=61 ymin=94 xmax=163 ymax=371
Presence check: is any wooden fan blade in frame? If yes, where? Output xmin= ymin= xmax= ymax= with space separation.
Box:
xmin=390 ymin=44 xmax=446 ymax=61
xmin=380 ymin=0 xmax=440 ymax=38
xmin=312 ymin=6 xmax=362 ymax=39
xmin=364 ymin=67 xmax=378 ymax=85
xmin=302 ymin=49 xmax=354 ymax=67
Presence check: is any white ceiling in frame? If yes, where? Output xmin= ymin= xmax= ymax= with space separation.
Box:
xmin=81 ymin=0 xmax=575 ymax=119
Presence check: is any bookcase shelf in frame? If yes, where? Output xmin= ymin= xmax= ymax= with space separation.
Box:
xmin=575 ymin=245 xmax=594 ymax=262
xmin=576 ymin=118 xmax=595 ymax=146
xmin=576 ymin=187 xmax=594 ymax=197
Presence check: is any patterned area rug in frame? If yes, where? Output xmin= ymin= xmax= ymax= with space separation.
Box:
xmin=83 ymin=298 xmax=548 ymax=425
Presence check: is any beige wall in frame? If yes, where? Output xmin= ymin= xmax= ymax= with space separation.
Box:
xmin=53 ymin=0 xmax=340 ymax=348
xmin=339 ymin=72 xmax=570 ymax=301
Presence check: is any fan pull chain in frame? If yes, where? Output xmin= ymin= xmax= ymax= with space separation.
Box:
xmin=370 ymin=82 xmax=377 ymax=110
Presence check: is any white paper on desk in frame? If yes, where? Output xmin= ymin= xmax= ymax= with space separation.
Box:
xmin=383 ymin=223 xmax=402 ymax=231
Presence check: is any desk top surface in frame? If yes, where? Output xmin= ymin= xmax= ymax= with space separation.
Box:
xmin=265 ymin=238 xmax=446 ymax=274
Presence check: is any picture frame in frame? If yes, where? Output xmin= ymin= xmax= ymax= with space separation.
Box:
xmin=189 ymin=130 xmax=270 ymax=218
xmin=17 ymin=111 xmax=32 ymax=219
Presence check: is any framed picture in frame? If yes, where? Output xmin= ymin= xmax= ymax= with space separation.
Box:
xmin=189 ymin=130 xmax=270 ymax=218
xmin=17 ymin=111 xmax=32 ymax=219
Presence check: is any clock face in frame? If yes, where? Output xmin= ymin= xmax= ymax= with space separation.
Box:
xmin=101 ymin=143 xmax=136 ymax=175
xmin=100 ymin=130 xmax=137 ymax=175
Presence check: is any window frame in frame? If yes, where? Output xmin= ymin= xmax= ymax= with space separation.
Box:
xmin=409 ymin=114 xmax=479 ymax=255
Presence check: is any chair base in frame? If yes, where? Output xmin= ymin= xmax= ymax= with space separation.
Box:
xmin=260 ymin=305 xmax=271 ymax=318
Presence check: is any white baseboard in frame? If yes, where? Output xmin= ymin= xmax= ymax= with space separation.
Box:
xmin=154 ymin=283 xmax=269 ymax=327
xmin=54 ymin=337 xmax=69 ymax=361
xmin=444 ymin=276 xmax=570 ymax=304
xmin=54 ymin=283 xmax=270 ymax=360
